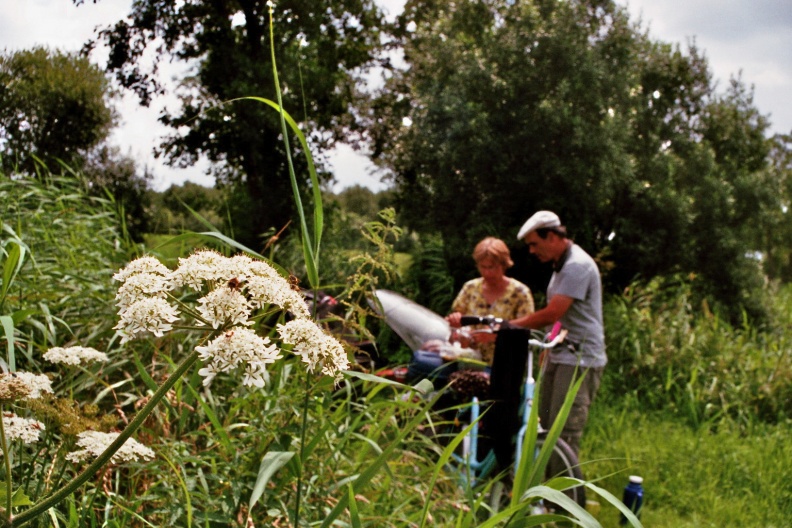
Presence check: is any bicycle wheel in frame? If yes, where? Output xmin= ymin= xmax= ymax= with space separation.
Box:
xmin=539 ymin=434 xmax=586 ymax=510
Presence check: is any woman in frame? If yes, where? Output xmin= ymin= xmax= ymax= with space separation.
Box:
xmin=446 ymin=236 xmax=534 ymax=366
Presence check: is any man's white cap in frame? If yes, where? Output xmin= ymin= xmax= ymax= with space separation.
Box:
xmin=517 ymin=211 xmax=561 ymax=240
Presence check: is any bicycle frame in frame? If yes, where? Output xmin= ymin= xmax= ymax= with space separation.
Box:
xmin=451 ymin=324 xmax=565 ymax=488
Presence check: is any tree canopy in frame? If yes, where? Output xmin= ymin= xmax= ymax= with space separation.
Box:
xmin=80 ymin=0 xmax=389 ymax=251
xmin=0 ymin=46 xmax=115 ymax=173
xmin=366 ymin=0 xmax=782 ymax=318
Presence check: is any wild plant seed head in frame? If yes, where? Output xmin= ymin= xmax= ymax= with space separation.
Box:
xmin=43 ymin=346 xmax=109 ymax=366
xmin=0 ymin=372 xmax=54 ymax=400
xmin=1 ymin=413 xmax=45 ymax=445
xmin=66 ymin=431 xmax=155 ymax=464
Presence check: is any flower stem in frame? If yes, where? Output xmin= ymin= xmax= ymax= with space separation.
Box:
xmin=292 ymin=370 xmax=311 ymax=528
xmin=0 ymin=405 xmax=12 ymax=515
xmin=7 ymin=350 xmax=201 ymax=527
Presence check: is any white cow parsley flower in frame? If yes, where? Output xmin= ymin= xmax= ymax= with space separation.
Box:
xmin=2 ymin=413 xmax=45 ymax=444
xmin=115 ymin=297 xmax=180 ymax=343
xmin=195 ymin=328 xmax=282 ymax=388
xmin=277 ymin=319 xmax=349 ymax=380
xmin=43 ymin=346 xmax=109 ymax=366
xmin=169 ymin=249 xmax=228 ymax=290
xmin=4 ymin=372 xmax=54 ymax=400
xmin=113 ymin=256 xmax=170 ymax=283
xmin=245 ymin=275 xmax=311 ymax=319
xmin=66 ymin=431 xmax=155 ymax=464
xmin=196 ymin=287 xmax=252 ymax=328
xmin=115 ymin=272 xmax=169 ymax=310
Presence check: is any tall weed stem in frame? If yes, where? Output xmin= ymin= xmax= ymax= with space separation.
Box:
xmin=0 ymin=405 xmax=12 ymax=515
xmin=293 ymin=370 xmax=311 ymax=527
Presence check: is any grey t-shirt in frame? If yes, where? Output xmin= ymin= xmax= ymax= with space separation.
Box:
xmin=546 ymin=243 xmax=607 ymax=368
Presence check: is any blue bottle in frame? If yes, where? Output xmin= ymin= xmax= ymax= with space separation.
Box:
xmin=619 ymin=475 xmax=644 ymax=525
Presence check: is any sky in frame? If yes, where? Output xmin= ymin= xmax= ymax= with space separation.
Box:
xmin=1 ymin=0 xmax=790 ymax=192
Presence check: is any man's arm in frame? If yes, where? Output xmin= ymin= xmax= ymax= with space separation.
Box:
xmin=509 ymin=294 xmax=574 ymax=329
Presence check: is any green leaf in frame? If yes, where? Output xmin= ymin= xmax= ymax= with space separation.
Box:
xmin=0 ymin=241 xmax=25 ymax=308
xmin=348 ymin=484 xmax=362 ymax=528
xmin=0 ymin=315 xmax=16 ymax=371
xmin=343 ymin=369 xmax=410 ymax=388
xmin=319 ymin=391 xmax=446 ymax=528
xmin=584 ymin=481 xmax=644 ymax=528
xmin=236 ymin=96 xmax=323 ymax=288
xmin=183 ymin=381 xmax=233 ymax=451
xmin=0 ymin=486 xmax=34 ymax=507
xmin=249 ymin=451 xmax=295 ymax=511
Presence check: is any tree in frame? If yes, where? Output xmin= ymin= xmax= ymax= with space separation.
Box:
xmin=82 ymin=145 xmax=152 ymax=241
xmin=147 ymin=181 xmax=225 ymax=234
xmin=759 ymin=133 xmax=792 ymax=282
xmin=80 ymin=0 xmax=388 ymax=251
xmin=366 ymin=0 xmax=776 ymax=318
xmin=0 ymin=47 xmax=115 ymax=173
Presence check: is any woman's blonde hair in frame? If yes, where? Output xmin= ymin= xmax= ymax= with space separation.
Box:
xmin=473 ymin=237 xmax=513 ymax=269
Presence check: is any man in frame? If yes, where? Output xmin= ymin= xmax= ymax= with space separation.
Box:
xmin=509 ymin=210 xmax=606 ymax=457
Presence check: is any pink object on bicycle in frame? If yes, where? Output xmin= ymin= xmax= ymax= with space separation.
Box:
xmin=548 ymin=321 xmax=562 ymax=341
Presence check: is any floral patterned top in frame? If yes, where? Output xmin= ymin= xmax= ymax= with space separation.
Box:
xmin=451 ymin=277 xmax=534 ymax=365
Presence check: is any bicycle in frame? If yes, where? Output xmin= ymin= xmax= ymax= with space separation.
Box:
xmin=450 ymin=315 xmax=587 ymax=516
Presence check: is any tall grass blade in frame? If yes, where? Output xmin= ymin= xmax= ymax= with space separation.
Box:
xmin=583 ymin=481 xmax=644 ymax=527
xmin=160 ymin=452 xmax=193 ymax=528
xmin=319 ymin=390 xmax=445 ymax=528
xmin=0 ymin=241 xmax=25 ymax=310
xmin=418 ymin=411 xmax=483 ymax=527
xmin=238 ymin=95 xmax=323 ymax=288
xmin=347 ymin=484 xmax=362 ymax=528
xmin=520 ymin=486 xmax=597 ymax=526
xmin=183 ymin=382 xmax=233 ymax=452
xmin=180 ymin=201 xmax=221 ymax=233
xmin=249 ymin=451 xmax=295 ymax=511
xmin=527 ymin=368 xmax=587 ymax=490
xmin=0 ymin=316 xmax=16 ymax=372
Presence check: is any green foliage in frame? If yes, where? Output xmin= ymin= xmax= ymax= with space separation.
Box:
xmin=85 ymin=0 xmax=389 ymax=248
xmin=146 ymin=182 xmax=225 ymax=235
xmin=0 ymin=47 xmax=115 ymax=174
xmin=760 ymin=133 xmax=792 ymax=282
xmin=0 ymin=172 xmax=132 ymax=352
xmin=603 ymin=277 xmax=792 ymax=427
xmin=5 ymin=159 xmax=792 ymax=527
xmin=401 ymin=234 xmax=456 ymax=316
xmin=369 ymin=0 xmax=778 ymax=319
xmin=583 ymin=406 xmax=792 ymax=527
xmin=82 ymin=145 xmax=153 ymax=242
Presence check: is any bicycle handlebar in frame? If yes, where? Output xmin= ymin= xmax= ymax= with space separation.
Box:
xmin=458 ymin=315 xmax=567 ymax=349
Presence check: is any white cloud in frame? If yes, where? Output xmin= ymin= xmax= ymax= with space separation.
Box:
xmin=621 ymin=0 xmax=792 ymax=134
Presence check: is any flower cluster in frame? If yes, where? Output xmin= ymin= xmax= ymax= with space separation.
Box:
xmin=196 ymin=328 xmax=281 ymax=388
xmin=66 ymin=431 xmax=155 ymax=464
xmin=277 ymin=319 xmax=349 ymax=380
xmin=113 ymin=250 xmax=348 ymax=386
xmin=2 ymin=413 xmax=45 ymax=445
xmin=0 ymin=372 xmax=53 ymax=401
xmin=114 ymin=255 xmax=178 ymax=343
xmin=43 ymin=346 xmax=109 ymax=366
